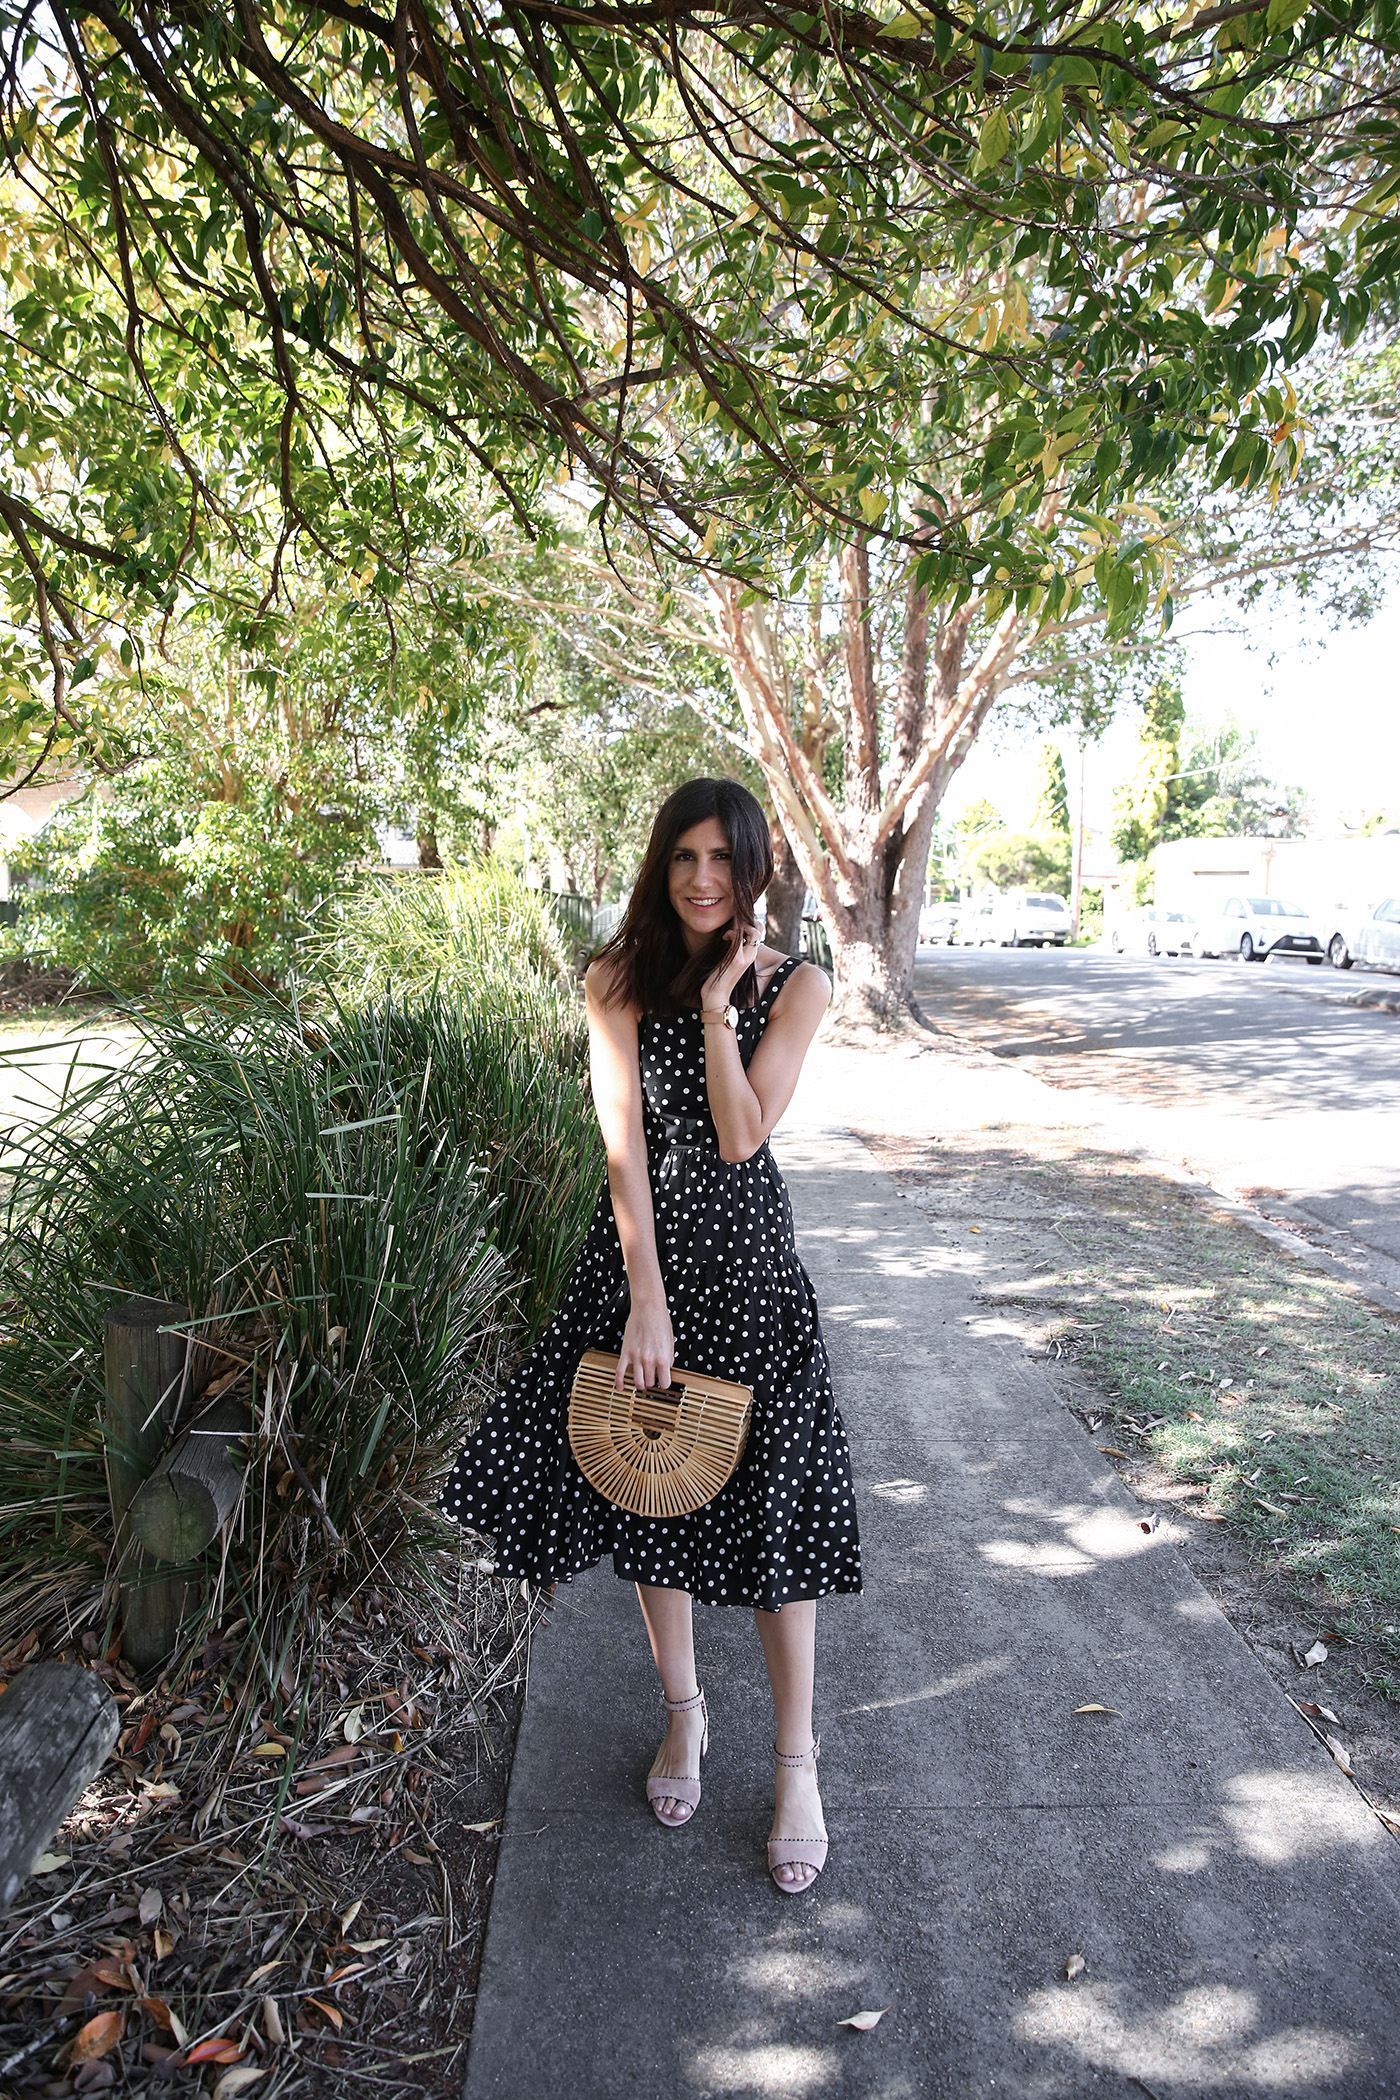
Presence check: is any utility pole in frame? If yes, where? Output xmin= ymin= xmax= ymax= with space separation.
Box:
xmin=1071 ymin=738 xmax=1087 ymax=938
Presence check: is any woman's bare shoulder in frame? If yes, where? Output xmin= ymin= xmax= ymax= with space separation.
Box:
xmin=585 ymin=952 xmax=635 ymax=1016
xmin=765 ymin=954 xmax=831 ymax=1011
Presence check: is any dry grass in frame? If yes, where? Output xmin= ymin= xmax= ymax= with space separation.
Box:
xmin=0 ymin=1558 xmax=542 ymax=2097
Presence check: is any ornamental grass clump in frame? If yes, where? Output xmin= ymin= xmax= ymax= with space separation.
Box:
xmin=0 ymin=982 xmax=600 ymax=1683
xmin=311 ymin=861 xmax=577 ymax=1006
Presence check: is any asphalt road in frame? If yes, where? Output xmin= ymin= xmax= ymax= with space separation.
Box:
xmin=912 ymin=942 xmax=1400 ymax=1287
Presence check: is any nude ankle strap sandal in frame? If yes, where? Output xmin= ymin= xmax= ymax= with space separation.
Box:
xmin=767 ymin=1736 xmax=827 ymax=1893
xmin=645 ymin=1686 xmax=708 ymax=1828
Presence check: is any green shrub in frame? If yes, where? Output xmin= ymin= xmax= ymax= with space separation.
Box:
xmin=964 ymin=829 xmax=1071 ymax=894
xmin=310 ymin=862 xmax=576 ymax=1004
xmin=10 ymin=773 xmax=371 ymax=994
xmin=0 ymin=983 xmax=601 ymax=1681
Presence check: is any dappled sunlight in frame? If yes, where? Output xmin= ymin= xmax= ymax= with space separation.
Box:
xmin=729 ymin=1947 xmax=871 ymax=1995
xmin=1015 ymin=1980 xmax=1367 ymax=2086
xmin=980 ymin=1496 xmax=1169 ymax=1577
xmin=839 ymin=1652 xmax=1012 ymax=1716
xmin=684 ymin=2043 xmax=842 ymax=2095
xmin=1149 ymin=1770 xmax=1389 ymax=1875
xmin=1218 ymin=1770 xmax=1390 ymax=1868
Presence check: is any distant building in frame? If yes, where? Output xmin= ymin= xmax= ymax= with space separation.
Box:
xmin=0 ymin=779 xmax=87 ymax=900
xmin=1154 ymin=834 xmax=1400 ymax=917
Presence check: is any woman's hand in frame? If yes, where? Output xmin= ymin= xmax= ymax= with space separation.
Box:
xmin=617 ymin=1295 xmax=675 ymax=1393
xmin=701 ymin=919 xmax=760 ymax=1010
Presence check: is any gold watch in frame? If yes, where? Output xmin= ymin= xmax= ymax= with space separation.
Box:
xmin=702 ymin=1003 xmax=738 ymax=1030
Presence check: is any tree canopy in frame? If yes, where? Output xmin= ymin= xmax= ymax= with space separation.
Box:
xmin=4 ymin=0 xmax=1400 ymax=784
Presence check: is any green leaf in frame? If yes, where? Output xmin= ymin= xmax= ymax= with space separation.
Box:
xmin=1266 ymin=0 xmax=1310 ymax=29
xmin=976 ymin=109 xmax=1012 ymax=170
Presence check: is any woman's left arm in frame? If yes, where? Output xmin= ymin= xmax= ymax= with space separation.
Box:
xmin=701 ymin=945 xmax=831 ymax=1163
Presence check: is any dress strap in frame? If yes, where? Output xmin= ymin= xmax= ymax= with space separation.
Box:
xmin=757 ymin=953 xmax=805 ymax=1013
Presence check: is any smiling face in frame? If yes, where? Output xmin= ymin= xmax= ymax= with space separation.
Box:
xmin=667 ymin=816 xmax=736 ymax=951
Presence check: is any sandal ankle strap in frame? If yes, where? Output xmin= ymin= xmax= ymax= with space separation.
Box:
xmin=773 ymin=1734 xmax=820 ymax=1768
xmin=662 ymin=1685 xmax=706 ymax=1716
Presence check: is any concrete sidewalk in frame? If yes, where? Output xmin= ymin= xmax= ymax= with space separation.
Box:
xmin=462 ymin=1079 xmax=1400 ymax=2098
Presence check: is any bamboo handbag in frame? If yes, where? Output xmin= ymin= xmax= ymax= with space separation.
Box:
xmin=567 ymin=1349 xmax=754 ymax=1519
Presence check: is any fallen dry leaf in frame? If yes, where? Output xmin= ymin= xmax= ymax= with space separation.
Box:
xmin=1065 ymin=1953 xmax=1086 ymax=1981
xmin=307 ymin=1743 xmax=360 ymax=1772
xmin=137 ymin=1996 xmax=178 ymax=2033
xmin=837 ymin=2006 xmax=892 ymax=2031
xmin=61 ymin=1964 xmax=120 ymax=2009
xmin=343 ymin=1705 xmax=365 ymax=1744
xmin=1074 ymin=1705 xmax=1121 ymax=1716
xmin=250 ymin=1742 xmax=286 ymax=1758
xmin=183 ymin=2037 xmax=245 ymax=2066
xmin=339 ymin=1897 xmax=364 ymax=1936
xmin=30 ymin=1851 xmax=68 ymax=1875
xmin=306 ymin=1996 xmax=344 ymax=2031
xmin=138 ymin=1888 xmax=163 ymax=1927
xmin=89 ymin=1960 xmax=136 ymax=1991
xmin=1375 ymin=1806 xmax=1400 ymax=1838
xmin=1298 ymin=1700 xmax=1341 ymax=1727
xmin=462 ymin=1820 xmax=501 ymax=1833
xmin=153 ymin=1928 xmax=175 ymax=1962
xmin=347 ymin=1938 xmax=391 ymax=1952
xmin=1098 ymin=1447 xmax=1130 ymax=1460
xmin=403 ymin=1847 xmax=434 ymax=1866
xmin=262 ymin=1996 xmax=285 ymax=2046
xmin=1254 ymin=1499 xmax=1288 ymax=1518
xmin=212 ymin=2070 xmax=268 ymax=2100
xmin=143 ymin=1781 xmax=180 ymax=1804
xmin=66 ymin=2011 xmax=125 ymax=2064
xmin=245 ymin=1961 xmax=288 ymax=1987
xmin=324 ymin=1963 xmax=368 ymax=1985
xmin=1303 ymin=1641 xmax=1329 ymax=1669
xmin=1325 ymin=1734 xmax=1354 ymax=1776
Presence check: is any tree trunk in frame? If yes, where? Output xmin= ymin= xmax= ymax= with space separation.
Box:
xmin=765 ymin=822 xmax=805 ymax=955
xmin=417 ymin=819 xmax=443 ymax=871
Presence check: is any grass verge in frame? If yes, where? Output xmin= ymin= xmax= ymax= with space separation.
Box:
xmin=857 ymin=1120 xmax=1400 ymax=1761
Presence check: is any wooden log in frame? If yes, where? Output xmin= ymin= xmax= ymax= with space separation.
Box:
xmin=103 ymin=1295 xmax=192 ymax=1674
xmin=128 ymin=1394 xmax=250 ymax=1563
xmin=0 ymin=1661 xmax=118 ymax=1910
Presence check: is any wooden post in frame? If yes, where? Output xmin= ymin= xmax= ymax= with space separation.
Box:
xmin=128 ymin=1394 xmax=249 ymax=1563
xmin=103 ymin=1295 xmax=191 ymax=1675
xmin=0 ymin=1661 xmax=119 ymax=1909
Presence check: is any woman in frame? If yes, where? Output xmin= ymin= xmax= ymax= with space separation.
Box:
xmin=441 ymin=777 xmax=861 ymax=1892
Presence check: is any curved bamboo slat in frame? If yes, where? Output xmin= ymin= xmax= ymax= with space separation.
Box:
xmin=567 ymin=1349 xmax=753 ymax=1518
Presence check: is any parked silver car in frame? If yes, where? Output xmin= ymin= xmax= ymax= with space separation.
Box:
xmin=1182 ymin=895 xmax=1325 ymax=964
xmin=1346 ymin=897 xmax=1400 ymax=974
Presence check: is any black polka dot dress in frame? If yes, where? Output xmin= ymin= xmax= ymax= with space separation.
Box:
xmin=440 ymin=956 xmax=862 ymax=1611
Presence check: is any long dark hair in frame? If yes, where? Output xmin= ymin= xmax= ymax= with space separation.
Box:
xmin=595 ymin=777 xmax=775 ymax=1015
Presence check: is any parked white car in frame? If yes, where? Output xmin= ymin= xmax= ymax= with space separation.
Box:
xmin=1182 ymin=894 xmax=1326 ymax=964
xmin=974 ymin=889 xmax=1072 ymax=948
xmin=918 ymin=901 xmax=961 ymax=945
xmin=1108 ymin=907 xmax=1196 ymax=958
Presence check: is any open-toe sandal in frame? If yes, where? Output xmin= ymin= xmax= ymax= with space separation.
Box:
xmin=645 ymin=1686 xmax=708 ymax=1828
xmin=767 ymin=1736 xmax=827 ymax=1893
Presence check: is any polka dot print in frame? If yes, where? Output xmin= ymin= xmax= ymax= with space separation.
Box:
xmin=440 ymin=955 xmax=862 ymax=1612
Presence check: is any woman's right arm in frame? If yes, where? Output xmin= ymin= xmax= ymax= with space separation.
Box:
xmin=584 ymin=961 xmax=674 ymax=1393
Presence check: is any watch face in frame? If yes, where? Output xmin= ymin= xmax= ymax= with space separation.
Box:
xmin=726 ymin=1004 xmax=738 ymax=1028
